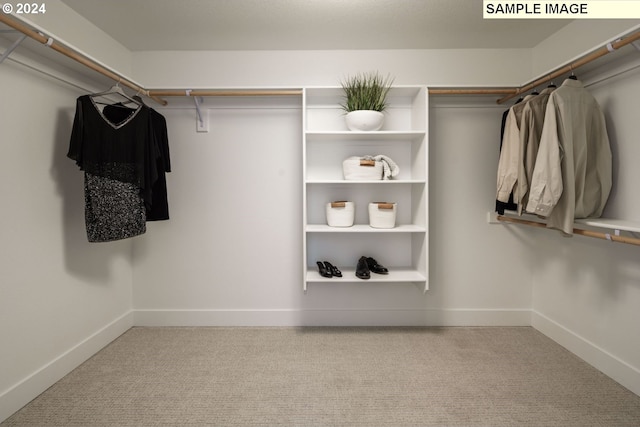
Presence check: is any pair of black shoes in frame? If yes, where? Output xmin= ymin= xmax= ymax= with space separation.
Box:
xmin=356 ymin=256 xmax=389 ymax=280
xmin=317 ymin=261 xmax=342 ymax=278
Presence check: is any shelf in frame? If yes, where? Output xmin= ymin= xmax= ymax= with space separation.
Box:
xmin=493 ymin=211 xmax=640 ymax=234
xmin=304 ymin=86 xmax=425 ymax=98
xmin=574 ymin=218 xmax=640 ymax=233
xmin=305 ymin=131 xmax=426 ymax=141
xmin=306 ymin=224 xmax=426 ymax=233
xmin=302 ymin=86 xmax=429 ymax=292
xmin=306 ymin=179 xmax=425 ymax=184
xmin=306 ymin=267 xmax=427 ymax=283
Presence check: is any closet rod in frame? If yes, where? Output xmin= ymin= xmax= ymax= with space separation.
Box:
xmin=150 ymin=88 xmax=517 ymax=97
xmin=497 ymin=215 xmax=640 ymax=247
xmin=429 ymin=88 xmax=517 ymax=95
xmin=0 ymin=14 xmax=168 ymax=106
xmin=497 ymin=30 xmax=640 ymax=104
xmin=147 ymin=89 xmax=303 ymax=97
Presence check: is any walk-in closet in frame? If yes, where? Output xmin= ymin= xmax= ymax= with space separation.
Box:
xmin=1 ymin=1 xmax=640 ymax=425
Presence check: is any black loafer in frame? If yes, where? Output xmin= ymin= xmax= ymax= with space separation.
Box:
xmin=356 ymin=256 xmax=370 ymax=280
xmin=324 ymin=261 xmax=342 ymax=277
xmin=366 ymin=257 xmax=389 ymax=274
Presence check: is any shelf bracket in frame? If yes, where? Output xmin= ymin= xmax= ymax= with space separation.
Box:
xmin=0 ymin=33 xmax=27 ymax=65
xmin=186 ymin=90 xmax=209 ymax=132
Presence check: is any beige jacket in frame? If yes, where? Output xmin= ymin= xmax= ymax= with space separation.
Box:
xmin=496 ymin=94 xmax=536 ymax=203
xmin=525 ymin=79 xmax=612 ymax=235
xmin=516 ymin=87 xmax=555 ymax=214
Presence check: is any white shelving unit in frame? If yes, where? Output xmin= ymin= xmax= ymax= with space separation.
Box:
xmin=302 ymin=86 xmax=429 ymax=292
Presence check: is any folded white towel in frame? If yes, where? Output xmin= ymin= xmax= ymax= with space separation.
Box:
xmin=362 ymin=155 xmax=400 ymax=180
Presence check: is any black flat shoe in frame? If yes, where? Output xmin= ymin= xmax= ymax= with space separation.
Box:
xmin=356 ymin=256 xmax=370 ymax=280
xmin=324 ymin=261 xmax=342 ymax=277
xmin=366 ymin=257 xmax=389 ymax=274
xmin=317 ymin=261 xmax=332 ymax=278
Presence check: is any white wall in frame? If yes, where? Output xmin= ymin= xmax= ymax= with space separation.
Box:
xmin=0 ymin=47 xmax=134 ymax=421
xmin=130 ymin=47 xmax=536 ymax=328
xmin=531 ymin=20 xmax=640 ymax=81
xmin=133 ymin=48 xmax=530 ymax=88
xmin=131 ymin=95 xmax=533 ymax=327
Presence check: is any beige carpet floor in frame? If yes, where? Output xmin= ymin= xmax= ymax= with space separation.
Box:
xmin=3 ymin=326 xmax=640 ymax=426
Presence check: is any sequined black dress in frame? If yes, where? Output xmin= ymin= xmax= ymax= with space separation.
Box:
xmin=67 ymin=95 xmax=159 ymax=242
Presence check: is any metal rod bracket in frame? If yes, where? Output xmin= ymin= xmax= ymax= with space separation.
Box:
xmin=0 ymin=33 xmax=27 ymax=65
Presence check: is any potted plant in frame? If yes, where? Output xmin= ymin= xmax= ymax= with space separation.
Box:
xmin=340 ymin=72 xmax=394 ymax=131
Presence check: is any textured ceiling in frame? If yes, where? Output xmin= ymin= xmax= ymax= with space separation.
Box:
xmin=60 ymin=0 xmax=572 ymax=51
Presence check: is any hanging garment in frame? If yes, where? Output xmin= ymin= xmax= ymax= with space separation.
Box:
xmin=104 ymin=104 xmax=171 ymax=221
xmin=67 ymin=95 xmax=159 ymax=242
xmin=515 ymin=86 xmax=555 ymax=214
xmin=526 ymin=78 xmax=612 ymax=235
xmin=496 ymin=94 xmax=537 ymax=205
xmin=495 ymin=99 xmax=521 ymax=215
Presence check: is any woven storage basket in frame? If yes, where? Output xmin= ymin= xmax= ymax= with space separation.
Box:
xmin=342 ymin=156 xmax=383 ymax=180
xmin=326 ymin=201 xmax=355 ymax=227
xmin=368 ymin=202 xmax=397 ymax=228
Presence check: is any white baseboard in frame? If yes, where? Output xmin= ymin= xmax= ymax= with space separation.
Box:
xmin=532 ymin=310 xmax=640 ymax=396
xmin=134 ymin=308 xmax=532 ymax=327
xmin=0 ymin=311 xmax=134 ymax=423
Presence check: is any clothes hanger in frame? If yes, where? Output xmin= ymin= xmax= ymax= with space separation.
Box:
xmin=132 ymin=90 xmax=147 ymax=106
xmin=90 ymin=80 xmax=143 ymax=106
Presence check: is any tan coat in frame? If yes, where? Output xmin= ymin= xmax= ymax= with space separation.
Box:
xmin=526 ymin=79 xmax=612 ymax=235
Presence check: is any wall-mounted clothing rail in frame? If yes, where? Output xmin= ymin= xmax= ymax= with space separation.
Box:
xmin=428 ymin=88 xmax=517 ymax=96
xmin=497 ymin=215 xmax=640 ymax=247
xmin=496 ymin=30 xmax=640 ymax=104
xmin=152 ymin=88 xmax=516 ymax=97
xmin=147 ymin=89 xmax=303 ymax=97
xmin=0 ymin=13 xmax=168 ymax=105
xmin=0 ymin=32 xmax=26 ymax=64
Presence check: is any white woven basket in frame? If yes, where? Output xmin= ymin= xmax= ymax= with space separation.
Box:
xmin=326 ymin=201 xmax=355 ymax=227
xmin=342 ymin=156 xmax=383 ymax=180
xmin=368 ymin=202 xmax=397 ymax=229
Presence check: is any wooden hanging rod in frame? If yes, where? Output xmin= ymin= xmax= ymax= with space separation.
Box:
xmin=151 ymin=88 xmax=517 ymax=97
xmin=147 ymin=89 xmax=303 ymax=97
xmin=428 ymin=88 xmax=517 ymax=96
xmin=497 ymin=30 xmax=640 ymax=104
xmin=497 ymin=215 xmax=640 ymax=247
xmin=0 ymin=13 xmax=168 ymax=106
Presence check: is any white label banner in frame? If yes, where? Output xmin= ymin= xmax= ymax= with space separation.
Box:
xmin=483 ymin=1 xmax=640 ymax=19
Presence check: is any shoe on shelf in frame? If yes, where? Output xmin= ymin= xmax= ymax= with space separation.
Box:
xmin=324 ymin=261 xmax=342 ymax=277
xmin=317 ymin=261 xmax=332 ymax=278
xmin=355 ymin=256 xmax=370 ymax=280
xmin=365 ymin=257 xmax=389 ymax=274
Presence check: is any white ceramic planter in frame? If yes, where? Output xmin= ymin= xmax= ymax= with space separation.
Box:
xmin=326 ymin=201 xmax=355 ymax=227
xmin=345 ymin=110 xmax=384 ymax=131
xmin=368 ymin=202 xmax=397 ymax=228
